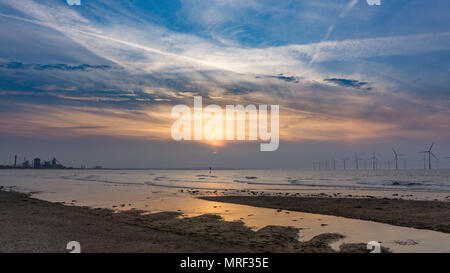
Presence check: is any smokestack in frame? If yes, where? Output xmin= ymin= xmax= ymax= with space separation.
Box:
xmin=14 ymin=155 xmax=17 ymax=167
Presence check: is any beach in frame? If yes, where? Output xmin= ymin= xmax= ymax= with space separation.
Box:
xmin=201 ymin=195 xmax=450 ymax=233
xmin=1 ymin=169 xmax=450 ymax=253
xmin=2 ymin=188 xmax=450 ymax=253
xmin=0 ymin=190 xmax=383 ymax=253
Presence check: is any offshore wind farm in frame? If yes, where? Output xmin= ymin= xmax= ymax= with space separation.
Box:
xmin=311 ymin=143 xmax=446 ymax=171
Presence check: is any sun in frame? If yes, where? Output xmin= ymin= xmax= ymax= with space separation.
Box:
xmin=202 ymin=139 xmax=226 ymax=148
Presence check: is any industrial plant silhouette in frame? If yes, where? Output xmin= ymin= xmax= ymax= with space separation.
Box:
xmin=2 ymin=155 xmax=66 ymax=169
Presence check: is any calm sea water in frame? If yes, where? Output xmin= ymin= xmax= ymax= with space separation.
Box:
xmin=1 ymin=169 xmax=449 ymax=198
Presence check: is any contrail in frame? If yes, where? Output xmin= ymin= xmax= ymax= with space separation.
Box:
xmin=310 ymin=0 xmax=359 ymax=64
xmin=0 ymin=12 xmax=242 ymax=74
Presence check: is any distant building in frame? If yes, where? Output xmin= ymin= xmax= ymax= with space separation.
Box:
xmin=33 ymin=158 xmax=41 ymax=168
xmin=50 ymin=157 xmax=64 ymax=168
xmin=95 ymin=166 xmax=103 ymax=169
xmin=22 ymin=160 xmax=30 ymax=168
xmin=13 ymin=156 xmax=66 ymax=169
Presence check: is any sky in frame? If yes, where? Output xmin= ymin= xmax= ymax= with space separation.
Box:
xmin=0 ymin=0 xmax=450 ymax=169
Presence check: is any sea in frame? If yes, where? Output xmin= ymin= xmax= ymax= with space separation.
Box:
xmin=1 ymin=168 xmax=449 ymax=200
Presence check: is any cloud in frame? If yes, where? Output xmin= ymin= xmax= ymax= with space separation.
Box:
xmin=324 ymin=78 xmax=372 ymax=90
xmin=0 ymin=0 xmax=449 ymax=144
xmin=0 ymin=102 xmax=172 ymax=139
xmin=256 ymin=74 xmax=300 ymax=84
xmin=57 ymin=125 xmax=106 ymax=130
xmin=305 ymin=32 xmax=450 ymax=64
xmin=0 ymin=62 xmax=113 ymax=71
xmin=2 ymin=0 xmax=450 ymax=78
xmin=223 ymin=87 xmax=253 ymax=95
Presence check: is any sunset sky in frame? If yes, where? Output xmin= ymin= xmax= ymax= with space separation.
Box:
xmin=0 ymin=0 xmax=450 ymax=168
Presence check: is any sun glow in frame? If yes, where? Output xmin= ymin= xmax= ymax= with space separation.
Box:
xmin=171 ymin=97 xmax=280 ymax=151
xmin=202 ymin=139 xmax=227 ymax=148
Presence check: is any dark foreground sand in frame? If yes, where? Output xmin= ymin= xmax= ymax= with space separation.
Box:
xmin=0 ymin=190 xmax=381 ymax=253
xmin=200 ymin=196 xmax=450 ymax=233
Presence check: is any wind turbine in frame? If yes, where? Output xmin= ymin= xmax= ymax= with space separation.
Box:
xmin=341 ymin=158 xmax=349 ymax=170
xmin=445 ymin=156 xmax=450 ymax=169
xmin=354 ymin=154 xmax=363 ymax=170
xmin=369 ymin=152 xmax=378 ymax=170
xmin=313 ymin=162 xmax=319 ymax=170
xmin=419 ymin=143 xmax=436 ymax=170
xmin=392 ymin=149 xmax=405 ymax=170
xmin=402 ymin=158 xmax=408 ymax=169
xmin=313 ymin=161 xmax=322 ymax=170
xmin=419 ymin=154 xmax=427 ymax=170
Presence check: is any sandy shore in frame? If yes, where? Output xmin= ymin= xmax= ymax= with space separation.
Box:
xmin=0 ymin=190 xmax=383 ymax=253
xmin=200 ymin=196 xmax=450 ymax=233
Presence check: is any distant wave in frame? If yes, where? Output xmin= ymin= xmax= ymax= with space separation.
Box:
xmin=357 ymin=181 xmax=423 ymax=187
xmin=233 ymin=180 xmax=252 ymax=184
xmin=154 ymin=176 xmax=167 ymax=181
xmin=144 ymin=181 xmax=232 ymax=191
xmin=233 ymin=180 xmax=337 ymax=187
xmin=196 ymin=174 xmax=218 ymax=178
xmin=60 ymin=175 xmax=142 ymax=186
xmin=357 ymin=180 xmax=450 ymax=189
xmin=231 ymin=178 xmax=445 ymax=191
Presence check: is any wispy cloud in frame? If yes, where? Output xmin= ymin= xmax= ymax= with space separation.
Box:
xmin=324 ymin=78 xmax=371 ymax=90
xmin=256 ymin=74 xmax=300 ymax=84
xmin=2 ymin=0 xmax=450 ymax=77
xmin=0 ymin=62 xmax=113 ymax=71
xmin=0 ymin=0 xmax=449 ymax=143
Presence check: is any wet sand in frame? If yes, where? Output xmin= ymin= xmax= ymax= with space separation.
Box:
xmin=200 ymin=196 xmax=450 ymax=233
xmin=0 ymin=190 xmax=380 ymax=253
